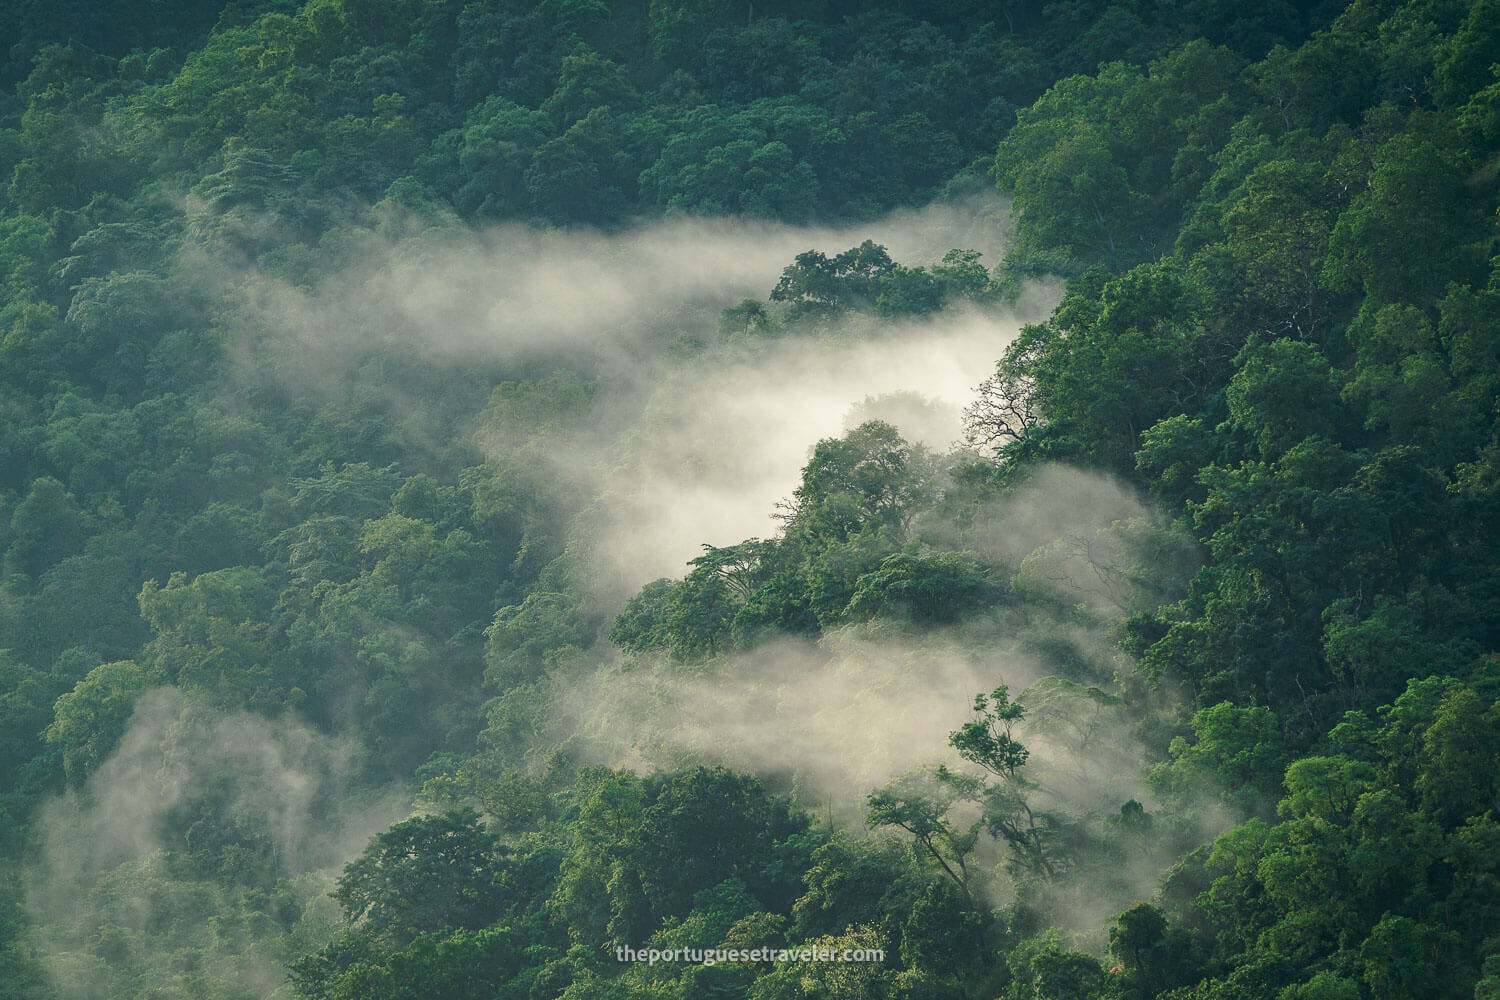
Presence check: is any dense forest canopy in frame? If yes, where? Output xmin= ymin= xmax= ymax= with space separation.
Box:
xmin=2 ymin=0 xmax=1499 ymax=998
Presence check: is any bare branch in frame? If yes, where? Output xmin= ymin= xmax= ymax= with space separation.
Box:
xmin=963 ymin=367 xmax=1040 ymax=448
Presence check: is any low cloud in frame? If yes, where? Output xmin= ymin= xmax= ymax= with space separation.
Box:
xmin=209 ymin=193 xmax=1025 ymax=377
xmin=559 ymin=465 xmax=1175 ymax=823
xmin=570 ymin=306 xmax=1059 ymax=601
xmin=196 ymin=193 xmax=1061 ymax=606
xmin=25 ymin=688 xmax=407 ymax=1000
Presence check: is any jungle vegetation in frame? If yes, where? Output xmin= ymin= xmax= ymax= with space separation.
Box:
xmin=2 ymin=1 xmax=1499 ymax=998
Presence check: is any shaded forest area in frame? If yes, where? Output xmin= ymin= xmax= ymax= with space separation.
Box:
xmin=2 ymin=0 xmax=1500 ymax=998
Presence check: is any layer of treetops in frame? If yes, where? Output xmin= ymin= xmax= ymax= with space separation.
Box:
xmin=1 ymin=1 xmax=1499 ymax=999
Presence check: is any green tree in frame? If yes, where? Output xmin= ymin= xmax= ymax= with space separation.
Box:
xmin=769 ymin=242 xmax=897 ymax=322
xmin=445 ymin=97 xmax=552 ymax=218
xmin=137 ymin=567 xmax=286 ymax=711
xmin=7 ymin=476 xmax=85 ymax=577
xmin=1224 ymin=337 xmax=1340 ymax=459
xmin=946 ymin=686 xmax=1067 ymax=878
xmin=846 ymin=550 xmax=999 ymax=624
xmin=333 ymin=809 xmax=508 ymax=950
xmin=786 ymin=421 xmax=927 ymax=541
xmin=44 ymin=659 xmax=162 ymax=783
xmin=1027 ymin=944 xmax=1106 ymax=1000
xmin=1148 ymin=702 xmax=1288 ymax=818
xmin=867 ymin=772 xmax=980 ymax=904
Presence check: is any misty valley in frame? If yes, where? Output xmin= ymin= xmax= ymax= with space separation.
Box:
xmin=2 ymin=2 xmax=1500 ymax=1000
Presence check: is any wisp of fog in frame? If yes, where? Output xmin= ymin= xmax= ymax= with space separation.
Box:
xmin=26 ymin=194 xmax=1186 ymax=993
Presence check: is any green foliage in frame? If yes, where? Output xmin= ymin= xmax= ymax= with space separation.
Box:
xmin=950 ymin=686 xmax=1073 ymax=880
xmin=867 ymin=771 xmax=981 ymax=903
xmin=719 ymin=298 xmax=777 ymax=341
xmin=44 ymin=658 xmax=162 ymax=783
xmin=2 ymin=2 xmax=1498 ymax=999
xmin=0 ymin=650 xmax=58 ymax=815
xmin=1166 ymin=679 xmax=1500 ymax=997
xmin=769 ymin=241 xmax=897 ymax=322
xmin=846 ymin=550 xmax=1000 ymax=624
xmin=332 ymin=809 xmax=508 ymax=950
xmin=761 ymin=242 xmax=989 ymax=322
xmin=611 ymin=421 xmax=961 ymax=658
xmin=994 ymin=43 xmax=1247 ymax=275
xmin=484 ymin=591 xmax=589 ymax=688
xmin=1148 ymin=701 xmax=1288 ymax=818
xmin=1108 ymin=902 xmax=1200 ymax=997
xmin=951 ymin=686 xmax=1030 ymax=781
xmin=789 ymin=421 xmax=929 ymax=539
xmin=988 ymin=261 xmax=1215 ymax=470
xmin=7 ymin=476 xmax=86 ymax=578
xmin=1024 ymin=943 xmax=1106 ymax=1000
xmin=1224 ymin=337 xmax=1340 ymax=460
xmin=138 ymin=568 xmax=286 ymax=712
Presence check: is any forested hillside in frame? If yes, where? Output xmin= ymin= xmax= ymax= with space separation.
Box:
xmin=2 ymin=1 xmax=1499 ymax=998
